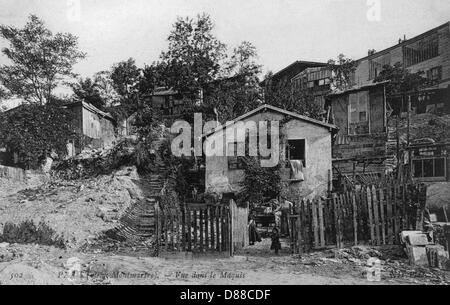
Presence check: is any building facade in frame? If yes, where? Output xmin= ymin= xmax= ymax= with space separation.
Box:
xmin=204 ymin=104 xmax=336 ymax=201
xmin=66 ymin=101 xmax=116 ymax=156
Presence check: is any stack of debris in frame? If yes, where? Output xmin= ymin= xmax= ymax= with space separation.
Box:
xmin=53 ymin=138 xmax=137 ymax=180
xmin=401 ymin=231 xmax=449 ymax=270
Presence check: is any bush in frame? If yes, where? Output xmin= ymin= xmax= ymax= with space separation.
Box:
xmin=0 ymin=220 xmax=65 ymax=249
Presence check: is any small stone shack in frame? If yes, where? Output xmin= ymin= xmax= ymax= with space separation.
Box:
xmin=204 ymin=104 xmax=337 ymax=200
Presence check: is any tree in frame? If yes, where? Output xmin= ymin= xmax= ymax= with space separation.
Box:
xmin=224 ymin=41 xmax=261 ymax=81
xmin=0 ymin=15 xmax=85 ymax=104
xmin=160 ymin=13 xmax=226 ymax=99
xmin=374 ymin=62 xmax=426 ymax=99
xmin=263 ymin=74 xmax=324 ymax=120
xmin=201 ymin=41 xmax=262 ymax=122
xmin=327 ymin=54 xmax=357 ymax=92
xmin=109 ymin=58 xmax=143 ymax=117
xmin=374 ymin=62 xmax=427 ymax=115
xmin=70 ymin=77 xmax=105 ymax=110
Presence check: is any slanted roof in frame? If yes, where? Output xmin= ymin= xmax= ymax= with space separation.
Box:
xmin=65 ymin=101 xmax=115 ymax=121
xmin=261 ymin=60 xmax=328 ymax=86
xmin=204 ymin=104 xmax=337 ymax=138
xmin=355 ymin=21 xmax=450 ymax=63
xmin=328 ymin=81 xmax=389 ymax=97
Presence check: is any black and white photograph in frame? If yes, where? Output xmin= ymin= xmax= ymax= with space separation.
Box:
xmin=0 ymin=0 xmax=449 ymax=291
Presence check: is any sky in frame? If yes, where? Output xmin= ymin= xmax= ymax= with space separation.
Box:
xmin=0 ymin=0 xmax=449 ymax=82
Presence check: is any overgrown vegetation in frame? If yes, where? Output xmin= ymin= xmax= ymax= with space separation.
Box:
xmin=239 ymin=156 xmax=283 ymax=204
xmin=327 ymin=54 xmax=357 ymax=92
xmin=263 ymin=77 xmax=324 ymax=120
xmin=0 ymin=220 xmax=65 ymax=249
xmin=375 ymin=62 xmax=427 ymax=99
xmin=0 ymin=103 xmax=79 ymax=169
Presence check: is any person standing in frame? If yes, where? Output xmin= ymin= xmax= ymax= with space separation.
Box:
xmin=280 ymin=196 xmax=293 ymax=237
xmin=248 ymin=212 xmax=261 ymax=245
xmin=270 ymin=227 xmax=281 ymax=255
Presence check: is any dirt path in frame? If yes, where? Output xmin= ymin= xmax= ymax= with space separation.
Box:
xmin=0 ymin=244 xmax=369 ymax=285
xmin=1 ymin=240 xmax=448 ymax=285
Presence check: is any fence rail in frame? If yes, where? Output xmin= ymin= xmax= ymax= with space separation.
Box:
xmin=289 ymin=182 xmax=427 ymax=254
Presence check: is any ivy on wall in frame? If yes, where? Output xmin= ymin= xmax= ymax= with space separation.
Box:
xmin=0 ymin=103 xmax=78 ymax=169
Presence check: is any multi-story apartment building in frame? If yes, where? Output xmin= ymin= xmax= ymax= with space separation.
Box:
xmin=329 ymin=22 xmax=450 ymax=183
xmin=352 ymin=22 xmax=450 ymax=114
xmin=291 ymin=66 xmax=333 ymax=109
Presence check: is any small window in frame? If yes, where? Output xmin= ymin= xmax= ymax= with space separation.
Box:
xmin=427 ymin=67 xmax=442 ymax=85
xmin=413 ymin=157 xmax=446 ymax=179
xmin=286 ymin=139 xmax=306 ymax=166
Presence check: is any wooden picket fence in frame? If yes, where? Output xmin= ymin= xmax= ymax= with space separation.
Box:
xmin=289 ymin=182 xmax=427 ymax=254
xmin=155 ymin=203 xmax=232 ymax=256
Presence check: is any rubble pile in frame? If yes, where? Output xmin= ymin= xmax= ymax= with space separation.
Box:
xmin=0 ymin=166 xmax=144 ymax=249
xmin=52 ymin=138 xmax=137 ymax=180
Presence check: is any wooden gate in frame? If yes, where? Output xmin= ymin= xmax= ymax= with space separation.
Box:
xmin=155 ymin=203 xmax=232 ymax=257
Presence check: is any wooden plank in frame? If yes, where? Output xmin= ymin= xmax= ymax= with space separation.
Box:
xmin=338 ymin=195 xmax=344 ymax=248
xmin=318 ymin=199 xmax=325 ymax=247
xmin=401 ymin=184 xmax=406 ymax=231
xmin=303 ymin=200 xmax=309 ymax=252
xmin=352 ymin=192 xmax=358 ymax=246
xmin=379 ymin=186 xmax=386 ymax=245
xmin=226 ymin=207 xmax=231 ymax=252
xmin=204 ymin=207 xmax=209 ymax=250
xmin=193 ymin=209 xmax=198 ymax=250
xmin=345 ymin=191 xmax=351 ymax=241
xmin=386 ymin=184 xmax=393 ymax=244
xmin=333 ymin=195 xmax=340 ymax=248
xmin=211 ymin=206 xmax=215 ymax=250
xmin=187 ymin=208 xmax=192 ymax=251
xmin=229 ymin=206 xmax=233 ymax=256
xmin=221 ymin=207 xmax=226 ymax=251
xmin=289 ymin=216 xmax=297 ymax=253
xmin=155 ymin=205 xmax=160 ymax=255
xmin=181 ymin=206 xmax=186 ymax=251
xmin=366 ymin=186 xmax=375 ymax=245
xmin=311 ymin=199 xmax=319 ymax=248
xmin=171 ymin=214 xmax=176 ymax=250
xmin=371 ymin=186 xmax=380 ymax=246
xmin=199 ymin=209 xmax=204 ymax=252
xmin=165 ymin=214 xmax=169 ymax=252
xmin=360 ymin=187 xmax=367 ymax=241
xmin=217 ymin=206 xmax=222 ymax=252
xmin=393 ymin=184 xmax=400 ymax=243
xmin=337 ymin=195 xmax=342 ymax=247
xmin=297 ymin=202 xmax=303 ymax=255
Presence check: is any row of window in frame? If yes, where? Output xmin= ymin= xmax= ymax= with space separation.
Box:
xmin=404 ymin=35 xmax=439 ymax=67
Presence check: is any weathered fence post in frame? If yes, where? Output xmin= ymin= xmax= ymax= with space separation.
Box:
xmin=366 ymin=186 xmax=375 ymax=245
xmin=318 ymin=199 xmax=325 ymax=248
xmin=371 ymin=185 xmax=380 ymax=246
xmin=352 ymin=192 xmax=358 ymax=246
xmin=333 ymin=194 xmax=342 ymax=249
